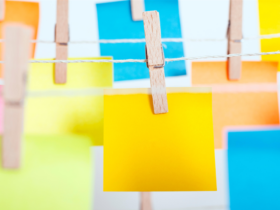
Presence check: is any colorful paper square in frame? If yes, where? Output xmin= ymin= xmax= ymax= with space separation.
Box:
xmin=96 ymin=0 xmax=186 ymax=81
xmin=227 ymin=127 xmax=280 ymax=210
xmin=0 ymin=1 xmax=39 ymax=77
xmin=104 ymin=88 xmax=216 ymax=191
xmin=24 ymin=57 xmax=113 ymax=146
xmin=192 ymin=61 xmax=279 ymax=149
xmin=0 ymin=134 xmax=91 ymax=210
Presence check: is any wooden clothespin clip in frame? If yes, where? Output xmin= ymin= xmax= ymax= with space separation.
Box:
xmin=55 ymin=0 xmax=69 ymax=84
xmin=0 ymin=0 xmax=5 ymax=21
xmin=141 ymin=192 xmax=152 ymax=210
xmin=131 ymin=0 xmax=144 ymax=21
xmin=2 ymin=24 xmax=32 ymax=169
xmin=228 ymin=0 xmax=243 ymax=80
xmin=143 ymin=11 xmax=168 ymax=114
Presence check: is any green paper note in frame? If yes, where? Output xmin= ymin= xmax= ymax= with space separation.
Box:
xmin=0 ymin=134 xmax=91 ymax=210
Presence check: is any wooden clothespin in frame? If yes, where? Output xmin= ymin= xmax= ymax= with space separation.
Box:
xmin=143 ymin=11 xmax=168 ymax=114
xmin=228 ymin=0 xmax=243 ymax=80
xmin=0 ymin=0 xmax=5 ymax=20
xmin=141 ymin=192 xmax=152 ymax=210
xmin=2 ymin=24 xmax=32 ymax=169
xmin=131 ymin=0 xmax=144 ymax=21
xmin=55 ymin=0 xmax=69 ymax=84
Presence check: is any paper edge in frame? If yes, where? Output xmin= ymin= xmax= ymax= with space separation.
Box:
xmin=104 ymin=87 xmax=211 ymax=95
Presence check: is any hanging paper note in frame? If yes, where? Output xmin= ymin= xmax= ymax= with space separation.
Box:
xmin=104 ymin=87 xmax=216 ymax=191
xmin=96 ymin=0 xmax=186 ymax=81
xmin=23 ymin=57 xmax=113 ymax=146
xmin=94 ymin=146 xmax=226 ymax=210
xmin=258 ymin=0 xmax=280 ymax=64
xmin=0 ymin=134 xmax=91 ymax=210
xmin=227 ymin=127 xmax=280 ymax=210
xmin=192 ymin=61 xmax=279 ymax=149
xmin=0 ymin=1 xmax=39 ymax=77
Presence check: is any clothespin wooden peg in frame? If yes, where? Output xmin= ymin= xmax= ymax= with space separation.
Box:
xmin=55 ymin=0 xmax=69 ymax=84
xmin=131 ymin=0 xmax=144 ymax=21
xmin=0 ymin=0 xmax=5 ymax=20
xmin=228 ymin=0 xmax=243 ymax=80
xmin=2 ymin=24 xmax=32 ymax=169
xmin=143 ymin=11 xmax=168 ymax=114
xmin=141 ymin=192 xmax=152 ymax=210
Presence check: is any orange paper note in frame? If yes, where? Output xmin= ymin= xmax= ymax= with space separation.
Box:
xmin=0 ymin=1 xmax=39 ymax=77
xmin=192 ymin=61 xmax=279 ymax=149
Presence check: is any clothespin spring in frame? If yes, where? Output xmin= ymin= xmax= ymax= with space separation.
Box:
xmin=55 ymin=24 xmax=70 ymax=46
xmin=145 ymin=44 xmax=165 ymax=68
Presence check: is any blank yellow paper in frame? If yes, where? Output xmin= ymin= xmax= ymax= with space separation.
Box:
xmin=28 ymin=57 xmax=113 ymax=90
xmin=104 ymin=88 xmax=217 ymax=191
xmin=0 ymin=134 xmax=91 ymax=210
xmin=25 ymin=57 xmax=113 ymax=146
xmin=258 ymin=0 xmax=280 ymax=64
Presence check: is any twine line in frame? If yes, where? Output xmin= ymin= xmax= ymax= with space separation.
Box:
xmin=0 ymin=33 xmax=280 ymax=44
xmin=0 ymin=51 xmax=277 ymax=64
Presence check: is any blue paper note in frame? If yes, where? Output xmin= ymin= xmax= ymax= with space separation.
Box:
xmin=227 ymin=128 xmax=280 ymax=210
xmin=96 ymin=0 xmax=186 ymax=81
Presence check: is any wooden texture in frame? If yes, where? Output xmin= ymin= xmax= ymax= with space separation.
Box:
xmin=131 ymin=0 xmax=144 ymax=21
xmin=228 ymin=41 xmax=242 ymax=80
xmin=3 ymin=106 xmax=24 ymax=168
xmin=56 ymin=0 xmax=69 ymax=43
xmin=3 ymin=26 xmax=31 ymax=101
xmin=55 ymin=0 xmax=68 ymax=84
xmin=229 ymin=0 xmax=243 ymax=40
xmin=55 ymin=44 xmax=68 ymax=84
xmin=141 ymin=192 xmax=152 ymax=210
xmin=149 ymin=67 xmax=168 ymax=114
xmin=228 ymin=0 xmax=243 ymax=80
xmin=0 ymin=0 xmax=5 ymax=20
xmin=143 ymin=11 xmax=163 ymax=66
xmin=143 ymin=11 xmax=168 ymax=114
xmin=3 ymin=24 xmax=32 ymax=169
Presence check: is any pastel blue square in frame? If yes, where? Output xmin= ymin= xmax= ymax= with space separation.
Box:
xmin=96 ymin=0 xmax=186 ymax=81
xmin=228 ymin=129 xmax=280 ymax=210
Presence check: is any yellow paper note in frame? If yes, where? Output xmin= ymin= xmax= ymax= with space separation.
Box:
xmin=259 ymin=0 xmax=280 ymax=66
xmin=25 ymin=58 xmax=113 ymax=146
xmin=0 ymin=134 xmax=91 ymax=210
xmin=104 ymin=88 xmax=217 ymax=191
xmin=28 ymin=57 xmax=113 ymax=90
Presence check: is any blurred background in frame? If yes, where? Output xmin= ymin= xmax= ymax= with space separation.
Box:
xmin=0 ymin=0 xmax=280 ymax=210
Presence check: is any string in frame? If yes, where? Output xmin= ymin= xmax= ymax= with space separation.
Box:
xmin=0 ymin=32 xmax=280 ymax=43
xmin=0 ymin=51 xmax=277 ymax=64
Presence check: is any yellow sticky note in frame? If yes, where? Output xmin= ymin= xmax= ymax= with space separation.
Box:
xmin=104 ymin=88 xmax=217 ymax=191
xmin=25 ymin=58 xmax=113 ymax=146
xmin=28 ymin=57 xmax=113 ymax=90
xmin=259 ymin=0 xmax=280 ymax=65
xmin=0 ymin=134 xmax=91 ymax=210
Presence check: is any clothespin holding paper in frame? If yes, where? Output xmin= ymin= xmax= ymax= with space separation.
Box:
xmin=143 ymin=11 xmax=168 ymax=114
xmin=228 ymin=0 xmax=243 ymax=80
xmin=0 ymin=0 xmax=5 ymax=20
xmin=55 ymin=0 xmax=69 ymax=84
xmin=131 ymin=0 xmax=144 ymax=21
xmin=2 ymin=24 xmax=32 ymax=169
